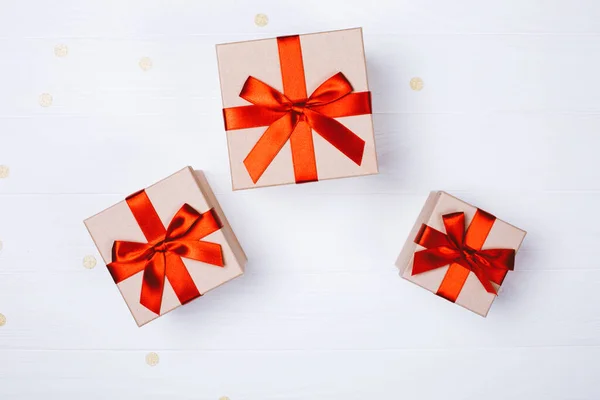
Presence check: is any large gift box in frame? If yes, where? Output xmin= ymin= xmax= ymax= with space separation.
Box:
xmin=216 ymin=28 xmax=378 ymax=190
xmin=396 ymin=191 xmax=526 ymax=317
xmin=84 ymin=167 xmax=247 ymax=326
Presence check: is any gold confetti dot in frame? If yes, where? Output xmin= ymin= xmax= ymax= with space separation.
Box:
xmin=39 ymin=93 xmax=53 ymax=107
xmin=219 ymin=397 xmax=230 ymax=400
xmin=410 ymin=77 xmax=424 ymax=91
xmin=82 ymin=255 xmax=97 ymax=269
xmin=54 ymin=44 xmax=69 ymax=58
xmin=139 ymin=57 xmax=153 ymax=71
xmin=254 ymin=13 xmax=268 ymax=27
xmin=0 ymin=165 xmax=9 ymax=178
xmin=0 ymin=314 xmax=6 ymax=327
xmin=146 ymin=352 xmax=159 ymax=366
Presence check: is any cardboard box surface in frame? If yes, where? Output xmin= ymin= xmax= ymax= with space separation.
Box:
xmin=216 ymin=28 xmax=378 ymax=190
xmin=396 ymin=191 xmax=526 ymax=317
xmin=85 ymin=167 xmax=246 ymax=326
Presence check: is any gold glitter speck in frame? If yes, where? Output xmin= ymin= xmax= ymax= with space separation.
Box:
xmin=219 ymin=397 xmax=231 ymax=400
xmin=0 ymin=165 xmax=9 ymax=178
xmin=83 ymin=255 xmax=97 ymax=269
xmin=54 ymin=44 xmax=69 ymax=58
xmin=410 ymin=77 xmax=424 ymax=91
xmin=146 ymin=352 xmax=159 ymax=366
xmin=0 ymin=314 xmax=6 ymax=327
xmin=39 ymin=93 xmax=53 ymax=107
xmin=254 ymin=13 xmax=269 ymax=27
xmin=139 ymin=57 xmax=153 ymax=71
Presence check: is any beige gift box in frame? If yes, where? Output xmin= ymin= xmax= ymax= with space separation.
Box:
xmin=396 ymin=191 xmax=526 ymax=317
xmin=84 ymin=167 xmax=246 ymax=326
xmin=216 ymin=28 xmax=378 ymax=190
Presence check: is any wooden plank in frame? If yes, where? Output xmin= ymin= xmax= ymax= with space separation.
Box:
xmin=0 ymin=192 xmax=595 ymax=272
xmin=0 ymin=347 xmax=598 ymax=399
xmin=0 ymin=265 xmax=598 ymax=349
xmin=0 ymin=35 xmax=599 ymax=115
xmin=0 ymin=1 xmax=599 ymax=398
xmin=1 ymin=113 xmax=599 ymax=194
xmin=1 ymin=0 xmax=600 ymax=37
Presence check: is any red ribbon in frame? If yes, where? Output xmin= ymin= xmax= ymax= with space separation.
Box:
xmin=107 ymin=190 xmax=224 ymax=315
xmin=223 ymin=35 xmax=372 ymax=184
xmin=413 ymin=210 xmax=515 ymax=302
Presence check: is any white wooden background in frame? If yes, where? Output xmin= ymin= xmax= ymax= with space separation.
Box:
xmin=1 ymin=1 xmax=600 ymax=399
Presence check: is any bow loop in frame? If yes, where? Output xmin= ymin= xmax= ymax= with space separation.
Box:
xmin=222 ymin=35 xmax=372 ymax=185
xmin=305 ymin=72 xmax=353 ymax=107
xmin=112 ymin=240 xmax=154 ymax=263
xmin=108 ymin=191 xmax=224 ymax=315
xmin=476 ymin=248 xmax=516 ymax=272
xmin=166 ymin=204 xmax=204 ymax=240
xmin=240 ymin=72 xmax=354 ymax=114
xmin=413 ymin=211 xmax=515 ymax=300
xmin=442 ymin=212 xmax=465 ymax=249
xmin=413 ymin=246 xmax=462 ymax=275
xmin=240 ymin=76 xmax=292 ymax=112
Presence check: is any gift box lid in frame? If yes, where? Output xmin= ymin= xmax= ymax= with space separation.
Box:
xmin=84 ymin=167 xmax=246 ymax=326
xmin=216 ymin=28 xmax=378 ymax=190
xmin=396 ymin=191 xmax=526 ymax=317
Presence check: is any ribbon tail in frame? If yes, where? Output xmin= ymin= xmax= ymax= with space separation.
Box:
xmin=474 ymin=249 xmax=515 ymax=286
xmin=469 ymin=263 xmax=498 ymax=295
xmin=305 ymin=109 xmax=365 ymax=166
xmin=165 ymin=252 xmax=202 ymax=305
xmin=107 ymin=260 xmax=148 ymax=283
xmin=140 ymin=254 xmax=167 ymax=315
xmin=244 ymin=113 xmax=296 ymax=183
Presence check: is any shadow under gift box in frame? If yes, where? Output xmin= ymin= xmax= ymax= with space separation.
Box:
xmin=396 ymin=191 xmax=526 ymax=317
xmin=216 ymin=27 xmax=379 ymax=190
xmin=84 ymin=167 xmax=247 ymax=326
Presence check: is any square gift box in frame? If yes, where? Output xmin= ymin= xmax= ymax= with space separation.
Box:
xmin=395 ymin=191 xmax=526 ymax=317
xmin=84 ymin=167 xmax=247 ymax=326
xmin=216 ymin=28 xmax=378 ymax=190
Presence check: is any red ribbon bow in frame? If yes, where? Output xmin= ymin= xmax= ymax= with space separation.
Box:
xmin=223 ymin=35 xmax=372 ymax=184
xmin=413 ymin=210 xmax=515 ymax=302
xmin=108 ymin=190 xmax=224 ymax=315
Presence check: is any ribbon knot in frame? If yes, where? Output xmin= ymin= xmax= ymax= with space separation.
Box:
xmin=107 ymin=190 xmax=224 ymax=315
xmin=413 ymin=210 xmax=516 ymax=302
xmin=222 ymin=35 xmax=372 ymax=185
xmin=153 ymin=241 xmax=168 ymax=253
xmin=290 ymin=101 xmax=307 ymax=116
xmin=461 ymin=246 xmax=478 ymax=258
xmin=232 ymin=72 xmax=367 ymax=184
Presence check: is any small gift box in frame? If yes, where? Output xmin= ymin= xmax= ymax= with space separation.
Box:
xmin=216 ymin=28 xmax=378 ymax=190
xmin=84 ymin=167 xmax=246 ymax=326
xmin=396 ymin=191 xmax=526 ymax=317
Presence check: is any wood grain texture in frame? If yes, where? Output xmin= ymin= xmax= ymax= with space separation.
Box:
xmin=1 ymin=0 xmax=600 ymax=398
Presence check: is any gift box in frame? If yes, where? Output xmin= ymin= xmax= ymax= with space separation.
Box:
xmin=216 ymin=28 xmax=378 ymax=190
xmin=395 ymin=191 xmax=526 ymax=317
xmin=84 ymin=167 xmax=246 ymax=326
